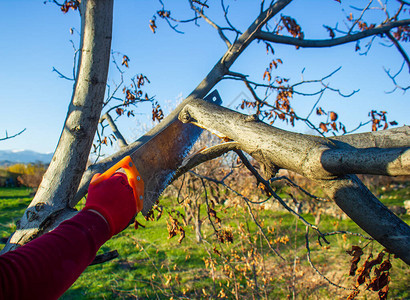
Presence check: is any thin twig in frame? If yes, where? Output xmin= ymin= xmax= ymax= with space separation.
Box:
xmin=0 ymin=128 xmax=26 ymax=141
xmin=386 ymin=31 xmax=410 ymax=73
xmin=305 ymin=226 xmax=355 ymax=291
xmin=235 ymin=150 xmax=329 ymax=243
xmin=323 ymin=230 xmax=373 ymax=240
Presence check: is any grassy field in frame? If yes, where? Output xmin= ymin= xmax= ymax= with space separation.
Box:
xmin=0 ymin=186 xmax=409 ymax=299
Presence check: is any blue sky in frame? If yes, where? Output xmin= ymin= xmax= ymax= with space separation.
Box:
xmin=0 ymin=1 xmax=408 ymax=154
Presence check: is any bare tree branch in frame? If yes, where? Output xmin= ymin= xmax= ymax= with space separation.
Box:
xmin=173 ymin=142 xmax=241 ymax=180
xmin=191 ymin=171 xmax=286 ymax=260
xmin=178 ymin=99 xmax=410 ymax=264
xmin=305 ymin=226 xmax=354 ymax=291
xmin=386 ymin=31 xmax=410 ymax=72
xmin=0 ymin=128 xmax=26 ymax=142
xmin=384 ymin=62 xmax=410 ymax=93
xmin=331 ymin=125 xmax=410 ymax=148
xmin=256 ymin=19 xmax=410 ymax=48
xmin=189 ymin=0 xmax=232 ymax=47
xmin=100 ymin=112 xmax=128 ymax=148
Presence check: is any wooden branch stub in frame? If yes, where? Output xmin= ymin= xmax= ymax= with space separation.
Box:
xmin=89 ymin=250 xmax=119 ymax=266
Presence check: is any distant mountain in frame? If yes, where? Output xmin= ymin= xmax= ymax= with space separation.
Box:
xmin=0 ymin=150 xmax=53 ymax=165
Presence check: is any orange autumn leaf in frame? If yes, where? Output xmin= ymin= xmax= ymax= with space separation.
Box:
xmin=149 ymin=19 xmax=157 ymax=33
xmin=330 ymin=111 xmax=338 ymax=121
xmin=319 ymin=122 xmax=328 ymax=132
xmin=263 ymin=69 xmax=271 ymax=81
xmin=115 ymin=108 xmax=124 ymax=116
xmin=122 ymin=55 xmax=130 ymax=68
xmin=316 ymin=107 xmax=325 ymax=115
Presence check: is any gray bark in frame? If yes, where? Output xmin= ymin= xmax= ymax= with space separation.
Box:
xmin=331 ymin=126 xmax=410 ymax=149
xmin=320 ymin=147 xmax=409 ymax=176
xmin=2 ymin=0 xmax=113 ymax=253
xmin=178 ymin=99 xmax=410 ymax=264
xmin=319 ymin=175 xmax=410 ymax=264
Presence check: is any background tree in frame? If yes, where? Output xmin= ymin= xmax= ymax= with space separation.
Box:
xmin=1 ymin=1 xmax=409 ymax=294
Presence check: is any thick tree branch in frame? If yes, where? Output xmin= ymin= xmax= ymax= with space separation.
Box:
xmin=2 ymin=0 xmax=113 ymax=253
xmin=319 ymin=175 xmax=410 ymax=264
xmin=179 ymin=99 xmax=339 ymax=180
xmin=178 ymin=99 xmax=410 ymax=264
xmin=320 ymin=147 xmax=409 ymax=176
xmin=256 ymin=19 xmax=410 ymax=48
xmin=331 ymin=126 xmax=410 ymax=148
xmin=179 ymin=100 xmax=410 ymax=178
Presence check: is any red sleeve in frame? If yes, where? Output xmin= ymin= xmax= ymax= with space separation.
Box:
xmin=0 ymin=210 xmax=111 ymax=300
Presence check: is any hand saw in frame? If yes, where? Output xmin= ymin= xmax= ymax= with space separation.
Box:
xmin=90 ymin=90 xmax=222 ymax=216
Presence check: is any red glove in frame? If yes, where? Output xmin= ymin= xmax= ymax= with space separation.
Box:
xmin=84 ymin=172 xmax=137 ymax=236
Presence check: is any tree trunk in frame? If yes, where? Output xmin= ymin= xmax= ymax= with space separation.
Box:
xmin=2 ymin=0 xmax=113 ymax=253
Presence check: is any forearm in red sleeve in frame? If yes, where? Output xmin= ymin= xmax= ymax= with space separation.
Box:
xmin=0 ymin=210 xmax=111 ymax=300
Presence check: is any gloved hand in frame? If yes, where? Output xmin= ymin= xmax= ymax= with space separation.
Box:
xmin=84 ymin=172 xmax=137 ymax=236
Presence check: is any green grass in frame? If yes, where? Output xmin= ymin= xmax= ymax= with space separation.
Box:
xmin=0 ymin=187 xmax=33 ymax=241
xmin=0 ymin=186 xmax=409 ymax=299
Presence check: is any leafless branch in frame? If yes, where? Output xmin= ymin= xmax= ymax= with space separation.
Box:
xmin=305 ymin=226 xmax=355 ymax=291
xmin=191 ymin=171 xmax=285 ymax=260
xmin=52 ymin=67 xmax=75 ymax=81
xmin=323 ymin=230 xmax=373 ymax=240
xmin=386 ymin=31 xmax=410 ymax=72
xmin=256 ymin=19 xmax=410 ymax=48
xmin=220 ymin=0 xmax=242 ymax=40
xmin=154 ymin=0 xmax=201 ymax=34
xmin=0 ymin=128 xmax=26 ymax=142
xmin=384 ymin=61 xmax=410 ymax=93
xmin=189 ymin=0 xmax=232 ymax=47
xmin=226 ymin=67 xmax=358 ymax=98
xmin=100 ymin=112 xmax=128 ymax=148
xmin=270 ymin=176 xmax=329 ymax=202
xmin=342 ymin=120 xmax=373 ymax=135
xmin=347 ymin=0 xmax=373 ymax=35
xmin=234 ymin=150 xmax=328 ymax=242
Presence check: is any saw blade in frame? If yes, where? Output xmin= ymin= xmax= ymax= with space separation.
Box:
xmin=130 ymin=90 xmax=222 ymax=216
